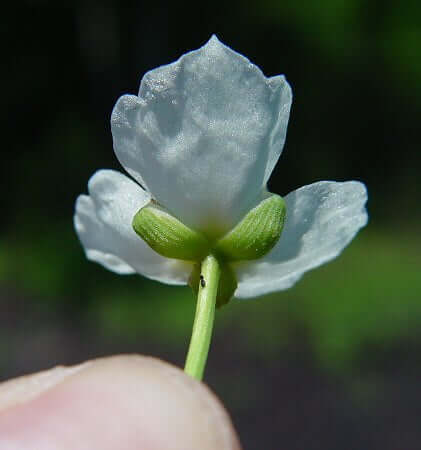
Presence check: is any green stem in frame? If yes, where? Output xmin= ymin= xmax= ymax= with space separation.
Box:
xmin=184 ymin=254 xmax=220 ymax=380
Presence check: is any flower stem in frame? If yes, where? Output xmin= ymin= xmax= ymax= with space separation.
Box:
xmin=184 ymin=254 xmax=220 ymax=380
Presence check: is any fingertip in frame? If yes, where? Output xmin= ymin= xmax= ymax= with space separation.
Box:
xmin=0 ymin=362 xmax=91 ymax=413
xmin=0 ymin=355 xmax=241 ymax=450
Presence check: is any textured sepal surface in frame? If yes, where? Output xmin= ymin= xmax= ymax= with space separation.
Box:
xmin=132 ymin=203 xmax=210 ymax=261
xmin=214 ymin=195 xmax=286 ymax=261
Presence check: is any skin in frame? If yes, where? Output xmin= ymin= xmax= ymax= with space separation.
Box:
xmin=0 ymin=355 xmax=241 ymax=450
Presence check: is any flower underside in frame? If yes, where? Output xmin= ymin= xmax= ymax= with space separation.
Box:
xmin=132 ymin=194 xmax=286 ymax=306
xmin=74 ymin=36 xmax=368 ymax=300
xmin=73 ymin=36 xmax=369 ymax=381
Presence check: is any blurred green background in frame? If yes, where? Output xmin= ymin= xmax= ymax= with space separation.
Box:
xmin=1 ymin=1 xmax=421 ymax=449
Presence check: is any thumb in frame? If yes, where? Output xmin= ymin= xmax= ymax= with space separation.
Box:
xmin=0 ymin=355 xmax=241 ymax=450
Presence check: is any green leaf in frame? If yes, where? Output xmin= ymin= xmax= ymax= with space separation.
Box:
xmin=214 ymin=195 xmax=286 ymax=261
xmin=132 ymin=202 xmax=210 ymax=261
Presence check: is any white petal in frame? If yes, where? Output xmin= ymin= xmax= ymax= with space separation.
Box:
xmin=111 ymin=35 xmax=292 ymax=235
xmin=235 ymin=181 xmax=368 ymax=298
xmin=74 ymin=170 xmax=191 ymax=285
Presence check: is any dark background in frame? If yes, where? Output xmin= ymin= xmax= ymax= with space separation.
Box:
xmin=1 ymin=2 xmax=421 ymax=449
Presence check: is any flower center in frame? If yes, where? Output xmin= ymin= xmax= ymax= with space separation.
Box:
xmin=132 ymin=194 xmax=286 ymax=264
xmin=132 ymin=194 xmax=286 ymax=306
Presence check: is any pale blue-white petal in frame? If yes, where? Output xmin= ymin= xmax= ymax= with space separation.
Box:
xmin=234 ymin=181 xmax=368 ymax=298
xmin=74 ymin=170 xmax=191 ymax=284
xmin=111 ymin=36 xmax=292 ymax=236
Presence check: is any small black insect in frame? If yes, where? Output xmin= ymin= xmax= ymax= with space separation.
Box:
xmin=200 ymin=274 xmax=206 ymax=288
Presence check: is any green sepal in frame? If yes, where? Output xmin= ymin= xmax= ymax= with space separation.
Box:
xmin=132 ymin=202 xmax=210 ymax=261
xmin=189 ymin=258 xmax=237 ymax=308
xmin=216 ymin=262 xmax=238 ymax=308
xmin=188 ymin=263 xmax=201 ymax=297
xmin=214 ymin=194 xmax=286 ymax=261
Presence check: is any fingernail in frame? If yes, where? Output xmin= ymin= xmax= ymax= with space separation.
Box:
xmin=0 ymin=362 xmax=91 ymax=412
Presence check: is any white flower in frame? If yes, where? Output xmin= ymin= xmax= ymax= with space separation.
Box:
xmin=74 ymin=36 xmax=368 ymax=299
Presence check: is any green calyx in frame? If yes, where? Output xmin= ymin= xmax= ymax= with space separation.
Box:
xmin=132 ymin=194 xmax=286 ymax=306
xmin=214 ymin=195 xmax=286 ymax=262
xmin=132 ymin=202 xmax=210 ymax=261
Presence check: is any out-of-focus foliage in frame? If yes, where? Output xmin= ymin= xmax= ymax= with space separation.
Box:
xmin=257 ymin=0 xmax=421 ymax=92
xmin=1 ymin=0 xmax=420 ymax=370
xmin=1 ymin=2 xmax=421 ymax=448
xmin=1 ymin=225 xmax=420 ymax=373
